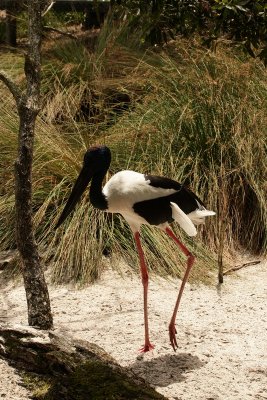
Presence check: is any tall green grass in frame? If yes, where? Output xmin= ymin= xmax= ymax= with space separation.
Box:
xmin=0 ymin=31 xmax=266 ymax=285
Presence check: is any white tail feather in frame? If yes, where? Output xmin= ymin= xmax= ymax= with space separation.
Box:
xmin=170 ymin=202 xmax=197 ymax=237
xmin=187 ymin=209 xmax=216 ymax=225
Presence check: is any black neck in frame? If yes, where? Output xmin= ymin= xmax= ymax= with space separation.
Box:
xmin=89 ymin=171 xmax=108 ymax=210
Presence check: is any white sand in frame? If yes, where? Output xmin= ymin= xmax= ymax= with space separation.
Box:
xmin=0 ymin=260 xmax=266 ymax=399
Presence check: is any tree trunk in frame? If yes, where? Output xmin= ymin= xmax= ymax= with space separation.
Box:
xmin=15 ymin=106 xmax=53 ymax=328
xmin=0 ymin=0 xmax=53 ymax=329
xmin=15 ymin=0 xmax=52 ymax=329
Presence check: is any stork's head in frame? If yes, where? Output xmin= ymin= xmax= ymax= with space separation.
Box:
xmin=83 ymin=145 xmax=111 ymax=174
xmin=55 ymin=145 xmax=111 ymax=229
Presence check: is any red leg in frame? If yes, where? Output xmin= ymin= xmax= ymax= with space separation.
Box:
xmin=134 ymin=231 xmax=155 ymax=352
xmin=166 ymin=227 xmax=195 ymax=351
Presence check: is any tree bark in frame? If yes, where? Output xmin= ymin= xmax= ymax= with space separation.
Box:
xmin=15 ymin=0 xmax=52 ymax=329
xmin=0 ymin=0 xmax=53 ymax=329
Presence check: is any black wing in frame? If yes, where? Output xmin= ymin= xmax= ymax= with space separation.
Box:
xmin=133 ymin=175 xmax=205 ymax=226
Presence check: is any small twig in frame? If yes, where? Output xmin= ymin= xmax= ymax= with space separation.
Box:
xmin=0 ymin=70 xmax=24 ymax=106
xmin=42 ymin=1 xmax=55 ymax=17
xmin=223 ymin=260 xmax=261 ymax=275
xmin=43 ymin=26 xmax=78 ymax=40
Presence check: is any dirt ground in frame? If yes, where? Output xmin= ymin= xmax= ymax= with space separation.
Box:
xmin=0 ymin=259 xmax=266 ymax=399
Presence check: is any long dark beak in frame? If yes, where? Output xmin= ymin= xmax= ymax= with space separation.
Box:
xmin=55 ymin=165 xmax=93 ymax=229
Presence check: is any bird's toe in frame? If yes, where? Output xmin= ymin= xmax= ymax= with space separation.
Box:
xmin=169 ymin=324 xmax=178 ymax=351
xmin=139 ymin=342 xmax=155 ymax=353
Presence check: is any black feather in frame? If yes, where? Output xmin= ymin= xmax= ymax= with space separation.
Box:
xmin=133 ymin=179 xmax=205 ymax=226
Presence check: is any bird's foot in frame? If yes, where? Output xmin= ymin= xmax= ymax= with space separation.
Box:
xmin=169 ymin=323 xmax=178 ymax=351
xmin=139 ymin=342 xmax=155 ymax=353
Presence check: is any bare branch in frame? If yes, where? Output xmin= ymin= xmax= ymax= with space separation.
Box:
xmin=0 ymin=70 xmax=23 ymax=105
xmin=43 ymin=25 xmax=78 ymax=40
xmin=223 ymin=260 xmax=261 ymax=275
xmin=42 ymin=1 xmax=55 ymax=17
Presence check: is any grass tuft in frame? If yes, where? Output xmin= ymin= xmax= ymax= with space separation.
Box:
xmin=0 ymin=28 xmax=266 ymax=284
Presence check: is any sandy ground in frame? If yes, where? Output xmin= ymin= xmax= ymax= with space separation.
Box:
xmin=0 ymin=259 xmax=266 ymax=399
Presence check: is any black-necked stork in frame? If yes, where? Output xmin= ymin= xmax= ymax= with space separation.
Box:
xmin=56 ymin=145 xmax=215 ymax=352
